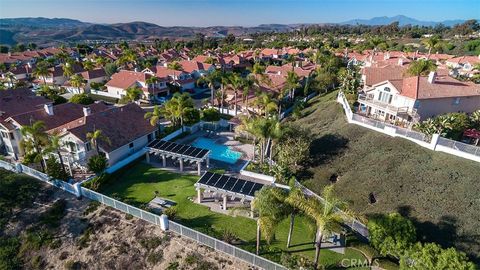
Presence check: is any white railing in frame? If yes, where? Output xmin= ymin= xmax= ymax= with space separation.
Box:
xmin=337 ymin=92 xmax=480 ymax=163
xmin=80 ymin=188 xmax=287 ymax=270
xmin=437 ymin=137 xmax=480 ymax=157
xmin=1 ymin=162 xmax=287 ymax=270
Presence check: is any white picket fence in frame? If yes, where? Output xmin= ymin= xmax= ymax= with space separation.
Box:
xmin=337 ymin=92 xmax=480 ymax=163
xmin=0 ymin=161 xmax=286 ymax=270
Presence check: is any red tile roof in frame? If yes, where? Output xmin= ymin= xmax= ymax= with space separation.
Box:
xmin=67 ymin=103 xmax=156 ymax=152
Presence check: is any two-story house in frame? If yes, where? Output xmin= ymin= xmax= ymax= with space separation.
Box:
xmin=358 ymin=69 xmax=480 ymax=125
xmin=142 ymin=66 xmax=195 ymax=91
xmin=105 ymin=70 xmax=169 ymax=101
xmin=0 ymin=89 xmax=51 ymax=158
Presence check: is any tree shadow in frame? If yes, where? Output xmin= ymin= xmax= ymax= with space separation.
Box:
xmin=396 ymin=205 xmax=480 ymax=264
xmin=297 ymin=134 xmax=349 ymax=182
xmin=308 ymin=134 xmax=349 ymax=166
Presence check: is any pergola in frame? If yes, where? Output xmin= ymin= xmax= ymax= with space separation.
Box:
xmin=145 ymin=139 xmax=210 ymax=175
xmin=194 ymin=171 xmax=265 ymax=213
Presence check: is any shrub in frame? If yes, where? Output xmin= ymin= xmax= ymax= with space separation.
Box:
xmin=139 ymin=236 xmax=163 ymax=251
xmin=201 ymin=108 xmax=220 ymax=122
xmin=163 ymin=206 xmax=178 ymax=220
xmin=46 ymin=156 xmax=70 ymax=181
xmin=87 ymin=155 xmax=108 ymax=174
xmin=40 ymin=199 xmax=66 ymax=228
xmin=367 ymin=213 xmax=416 ymax=259
xmin=30 ymin=255 xmax=44 ymax=270
xmin=166 ymin=261 xmax=179 ymax=270
xmin=0 ymin=236 xmax=21 ymax=270
xmin=70 ymin=93 xmax=94 ymax=105
xmin=183 ymin=107 xmax=201 ymax=125
xmin=220 ymin=229 xmax=237 ymax=244
xmin=147 ymin=251 xmax=164 ymax=265
xmin=83 ymin=201 xmax=100 ymax=216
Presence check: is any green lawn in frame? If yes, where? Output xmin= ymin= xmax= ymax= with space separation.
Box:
xmin=290 ymin=91 xmax=480 ymax=263
xmin=99 ymin=163 xmax=367 ymax=268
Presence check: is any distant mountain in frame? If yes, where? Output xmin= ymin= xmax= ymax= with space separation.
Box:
xmin=0 ymin=17 xmax=89 ymax=28
xmin=0 ymin=18 xmax=299 ymax=46
xmin=341 ymin=15 xmax=465 ymax=27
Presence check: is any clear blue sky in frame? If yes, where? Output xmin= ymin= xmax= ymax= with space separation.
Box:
xmin=1 ymin=0 xmax=479 ymax=26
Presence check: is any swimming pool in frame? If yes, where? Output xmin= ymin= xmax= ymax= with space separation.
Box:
xmin=192 ymin=137 xmax=242 ymax=164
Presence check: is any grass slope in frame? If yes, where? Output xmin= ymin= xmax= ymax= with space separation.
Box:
xmin=99 ymin=163 xmax=367 ymax=267
xmin=292 ymin=91 xmax=480 ymax=262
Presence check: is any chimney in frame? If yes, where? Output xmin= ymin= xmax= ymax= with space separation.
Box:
xmin=44 ymin=104 xmax=54 ymax=115
xmin=398 ymin=58 xmax=403 ymax=66
xmin=384 ymin=52 xmax=390 ymax=60
xmin=83 ymin=107 xmax=91 ymax=117
xmin=428 ymin=71 xmax=436 ymax=84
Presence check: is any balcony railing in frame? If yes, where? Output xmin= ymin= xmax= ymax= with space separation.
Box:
xmin=358 ymin=95 xmax=415 ymax=116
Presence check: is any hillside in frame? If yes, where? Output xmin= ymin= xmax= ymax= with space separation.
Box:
xmin=0 ymin=169 xmax=252 ymax=270
xmin=341 ymin=15 xmax=465 ymax=26
xmin=0 ymin=18 xmax=295 ymax=46
xmin=290 ymin=91 xmax=480 ymax=263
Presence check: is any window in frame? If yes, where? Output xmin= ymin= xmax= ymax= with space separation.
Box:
xmin=129 ymin=142 xmax=134 ymax=148
xmin=378 ymin=87 xmax=393 ymax=104
xmin=453 ymin=97 xmax=460 ymax=105
xmin=85 ymin=142 xmax=91 ymax=152
xmin=0 ymin=131 xmax=7 ymax=139
xmin=9 ymin=133 xmax=14 ymax=140
xmin=147 ymin=133 xmax=153 ymax=142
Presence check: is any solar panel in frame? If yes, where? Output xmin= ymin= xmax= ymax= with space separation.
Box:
xmin=222 ymin=177 xmax=237 ymax=190
xmin=248 ymin=183 xmax=264 ymax=196
xmin=148 ymin=140 xmax=209 ymax=160
xmin=240 ymin=181 xmax=254 ymax=194
xmin=231 ymin=179 xmax=247 ymax=193
xmin=196 ymin=172 xmax=266 ymax=197
xmin=198 ymin=172 xmax=214 ymax=184
xmin=147 ymin=139 xmax=159 ymax=147
xmin=206 ymin=173 xmax=222 ymax=186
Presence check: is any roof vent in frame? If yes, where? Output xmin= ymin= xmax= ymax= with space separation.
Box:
xmin=44 ymin=104 xmax=54 ymax=116
xmin=83 ymin=107 xmax=91 ymax=117
xmin=428 ymin=71 xmax=436 ymax=84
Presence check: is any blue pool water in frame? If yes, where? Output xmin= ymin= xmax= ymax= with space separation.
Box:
xmin=192 ymin=137 xmax=242 ymax=164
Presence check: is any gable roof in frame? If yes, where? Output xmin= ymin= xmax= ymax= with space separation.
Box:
xmin=67 ymin=103 xmax=156 ymax=152
xmin=0 ymin=89 xmax=51 ymax=121
xmin=106 ymin=70 xmax=152 ymax=89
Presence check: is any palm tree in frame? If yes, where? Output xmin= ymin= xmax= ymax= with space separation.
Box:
xmin=422 ymin=35 xmax=440 ymax=58
xmin=145 ymin=76 xmax=160 ymax=102
xmin=406 ymin=59 xmax=437 ymax=76
xmin=198 ymin=70 xmax=220 ymax=106
xmin=161 ymin=92 xmax=194 ymax=131
xmin=228 ymin=73 xmax=244 ymax=116
xmin=287 ymin=185 xmax=348 ymax=269
xmin=82 ymin=60 xmax=95 ymax=71
xmin=219 ymin=72 xmax=232 ymax=114
xmin=20 ymin=120 xmax=49 ymax=172
xmin=34 ymin=63 xmax=50 ymax=85
xmin=62 ymin=63 xmax=74 ymax=78
xmin=167 ymin=61 xmax=183 ymax=71
xmin=46 ymin=134 xmax=68 ymax=176
xmin=283 ymin=71 xmax=301 ymax=100
xmin=5 ymin=73 xmax=16 ymax=88
xmin=252 ymin=186 xmax=290 ymax=255
xmin=144 ymin=105 xmax=162 ymax=130
xmin=243 ymin=75 xmax=257 ymax=113
xmin=125 ymin=86 xmax=143 ymax=102
xmin=254 ymin=92 xmax=277 ymax=117
xmin=69 ymin=74 xmax=86 ymax=93
xmin=86 ymin=129 xmax=111 ymax=154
